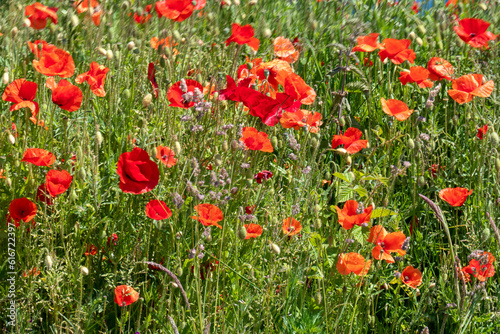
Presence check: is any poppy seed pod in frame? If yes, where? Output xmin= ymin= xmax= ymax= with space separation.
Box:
xmin=481 ymin=227 xmax=491 ymax=241
xmin=11 ymin=27 xmax=18 ymax=38
xmin=106 ymin=50 xmax=114 ymax=60
xmin=238 ymin=225 xmax=247 ymax=240
xmin=45 ymin=255 xmax=53 ymax=270
xmin=78 ymin=167 xmax=86 ymax=181
xmin=80 ymin=266 xmax=89 ymax=276
xmin=231 ymin=139 xmax=239 ymax=152
xmin=214 ymin=154 xmax=222 ymax=167
xmin=417 ymin=176 xmax=426 ymax=187
xmin=122 ymin=89 xmax=131 ymax=99
xmin=5 ymin=177 xmax=12 ymax=187
xmin=409 ymin=31 xmax=416 ymax=40
xmin=70 ymin=189 xmax=78 ymax=201
xmin=271 ymin=136 xmax=278 ymax=149
xmin=127 ymin=41 xmax=135 ymax=50
xmin=270 ymin=242 xmax=280 ymax=255
xmin=416 ymin=37 xmax=423 ymax=47
xmin=2 ymin=69 xmax=9 ymax=85
xmin=339 ymin=116 xmax=346 ymax=127
xmin=222 ymin=141 xmax=229 ymax=152
xmin=143 ymin=93 xmax=153 ymax=107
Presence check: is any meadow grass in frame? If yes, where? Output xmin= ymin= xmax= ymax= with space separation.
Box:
xmin=1 ymin=0 xmax=500 ymax=333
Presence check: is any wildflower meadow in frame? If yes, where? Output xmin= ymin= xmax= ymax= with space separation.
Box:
xmin=1 ymin=0 xmax=500 ymax=333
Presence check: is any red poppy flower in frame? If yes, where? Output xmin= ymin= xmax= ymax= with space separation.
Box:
xmin=378 ymin=38 xmax=416 ymax=64
xmin=337 ymin=252 xmax=371 ymax=276
xmin=252 ymin=59 xmax=292 ymax=90
xmin=22 ymin=148 xmax=56 ymax=167
xmin=273 ymin=36 xmax=299 ymax=63
xmin=352 ymin=33 xmax=383 ymax=53
xmin=429 ymin=164 xmax=445 ymax=178
xmin=33 ymin=47 xmax=75 ymax=78
xmin=454 ymin=18 xmax=497 ymax=49
xmin=427 ymin=57 xmax=454 ymax=81
xmin=284 ymin=73 xmax=316 ymax=105
xmin=400 ymin=266 xmax=422 ymax=288
xmin=148 ymin=63 xmax=159 ymax=98
xmin=462 ymin=251 xmax=495 ymax=282
xmin=190 ymin=204 xmax=223 ymax=229
xmin=411 ymin=1 xmax=419 ymax=13
xmin=447 ymin=74 xmax=494 ymax=104
xmin=225 ymin=23 xmax=260 ymax=52
xmin=73 ymin=0 xmax=101 ymax=25
xmin=280 ymin=109 xmax=323 ymax=133
xmin=114 ymin=285 xmax=140 ymax=306
xmin=399 ymin=66 xmax=433 ymax=88
xmin=477 ymin=125 xmax=488 ymax=139
xmin=25 ymin=2 xmax=58 ymax=30
xmin=245 ymin=205 xmax=256 ymax=214
xmin=156 ymin=145 xmax=177 ymax=167
xmin=282 ymin=217 xmax=302 ymax=236
xmin=46 ymin=78 xmax=83 ymax=112
xmin=133 ymin=4 xmax=153 ymax=24
xmin=335 ymin=200 xmax=373 ymax=230
xmin=254 ymin=170 xmax=273 ymax=184
xmin=364 ymin=57 xmax=374 ymax=67
xmin=331 ymin=127 xmax=367 ymax=154
xmin=116 ymin=147 xmax=159 ymax=194
xmin=218 ymin=75 xmax=252 ymax=101
xmin=9 ymin=198 xmax=37 ymax=224
xmin=149 ymin=37 xmax=179 ymax=52
xmin=167 ymin=79 xmax=204 ymax=108
xmin=28 ymin=40 xmax=56 ymax=58
xmin=380 ymin=98 xmax=414 ymax=121
xmin=2 ymin=79 xmax=39 ymax=120
xmin=368 ymin=225 xmax=406 ymax=263
xmin=107 ymin=233 xmax=118 ymax=246
xmin=36 ymin=184 xmax=53 ymax=205
xmin=46 ymin=170 xmax=72 ymax=196
xmin=438 ymin=187 xmax=473 ymax=207
xmin=85 ymin=244 xmax=98 ymax=256
xmin=145 ymin=200 xmax=172 ymax=220
xmin=240 ymin=127 xmax=273 ymax=153
xmin=244 ymin=223 xmax=263 ymax=239
xmin=23 ymin=267 xmax=41 ymax=277
xmin=75 ymin=62 xmax=109 ymax=97
xmin=155 ymin=0 xmax=195 ymax=22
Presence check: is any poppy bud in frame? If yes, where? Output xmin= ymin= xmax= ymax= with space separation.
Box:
xmin=409 ymin=31 xmax=416 ymax=40
xmin=214 ymin=154 xmax=222 ymax=167
xmin=346 ymin=156 xmax=352 ymax=165
xmin=173 ymin=141 xmax=181 ymax=155
xmin=482 ymin=227 xmax=491 ymax=241
xmin=196 ymin=73 xmax=203 ymax=84
xmin=310 ymin=20 xmax=318 ymax=30
xmin=249 ymin=0 xmax=258 ymax=5
xmin=11 ymin=27 xmax=18 ymax=38
xmin=106 ymin=50 xmax=114 ymax=60
xmin=479 ymin=2 xmax=487 ymax=10
xmin=70 ymin=189 xmax=78 ymax=201
xmin=314 ymin=291 xmax=322 ymax=305
xmin=127 ymin=41 xmax=135 ymax=50
xmin=222 ymin=140 xmax=229 ymax=152
xmin=490 ymin=132 xmax=500 ymax=146
xmin=408 ymin=138 xmax=415 ymax=150
xmin=96 ymin=131 xmax=104 ymax=147
xmin=80 ymin=266 xmax=89 ymax=276
xmin=79 ymin=167 xmax=86 ymax=181
xmin=231 ymin=139 xmax=239 ymax=152
xmin=70 ymin=14 xmax=79 ymax=27
xmin=313 ymin=204 xmax=321 ymax=214
xmin=496 ymin=159 xmax=500 ymax=175
xmin=238 ymin=225 xmax=247 ymax=240
xmin=324 ymin=171 xmax=331 ymax=180
xmin=417 ymin=175 xmax=426 ymax=187
xmin=263 ymin=28 xmax=272 ymax=38
xmin=311 ymin=137 xmax=319 ymax=149
xmin=133 ymin=47 xmax=140 ymax=54
xmin=97 ymin=47 xmax=107 ymax=56
xmin=2 ymin=70 xmax=9 ymax=85
xmin=417 ymin=25 xmax=426 ymax=35
xmin=207 ymin=235 xmax=212 ymax=242
xmin=45 ymin=255 xmax=53 ymax=270
xmin=335 ymin=148 xmax=348 ymax=155
xmin=247 ymin=62 xmax=254 ymax=70
xmin=143 ymin=93 xmax=153 ymax=107
xmin=8 ymin=133 xmax=15 ymax=145
xmin=121 ymin=1 xmax=130 ymax=10
xmin=270 ymin=242 xmax=280 ymax=255
xmin=314 ymin=218 xmax=322 ymax=229
xmin=383 ymin=198 xmax=389 ymax=207
xmin=173 ymin=30 xmax=182 ymax=43
xmin=5 ymin=177 xmax=12 ymax=187
xmin=339 ymin=117 xmax=346 ymax=127
xmin=23 ymin=18 xmax=31 ymax=28
xmin=122 ymin=89 xmax=131 ymax=99
xmin=271 ymin=136 xmax=278 ymax=149
xmin=416 ymin=37 xmax=423 ymax=47
xmin=264 ymin=69 xmax=270 ymax=79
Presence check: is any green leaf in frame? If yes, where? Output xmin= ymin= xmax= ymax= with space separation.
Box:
xmin=337 ymin=184 xmax=355 ymax=203
xmin=354 ymin=185 xmax=368 ymax=197
xmin=333 ymin=172 xmax=354 ymax=183
xmin=351 ymin=226 xmax=365 ymax=245
xmin=371 ymin=208 xmax=398 ymax=218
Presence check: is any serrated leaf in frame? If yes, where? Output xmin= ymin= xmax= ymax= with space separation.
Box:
xmin=333 ymin=172 xmax=354 ymax=183
xmin=354 ymin=185 xmax=368 ymax=197
xmin=345 ymin=81 xmax=368 ymax=93
xmin=337 ymin=184 xmax=355 ymax=203
xmin=351 ymin=226 xmax=365 ymax=245
xmin=371 ymin=208 xmax=398 ymax=218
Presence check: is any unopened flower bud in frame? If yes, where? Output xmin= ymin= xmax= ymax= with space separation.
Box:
xmin=106 ymin=50 xmax=114 ymax=60
xmin=78 ymin=167 xmax=86 ymax=181
xmin=5 ymin=177 xmax=12 ymax=187
xmin=23 ymin=18 xmax=31 ymax=28
xmin=174 ymin=141 xmax=181 ymax=155
xmin=270 ymin=242 xmax=280 ymax=255
xmin=408 ymin=138 xmax=415 ymax=150
xmin=417 ymin=175 xmax=426 ymax=187
xmin=489 ymin=132 xmax=500 ymax=146
xmin=8 ymin=133 xmax=15 ymax=145
xmin=70 ymin=14 xmax=79 ymax=27
xmin=80 ymin=266 xmax=89 ymax=276
xmin=173 ymin=30 xmax=182 ymax=42
xmin=231 ymin=139 xmax=239 ymax=151
xmin=346 ymin=156 xmax=352 ymax=165
xmin=96 ymin=131 xmax=103 ymax=147
xmin=45 ymin=255 xmax=53 ymax=269
xmin=409 ymin=31 xmax=416 ymax=40
xmin=238 ymin=225 xmax=247 ymax=240
xmin=143 ymin=93 xmax=153 ymax=107
xmin=314 ymin=291 xmax=322 ymax=305
xmin=96 ymin=47 xmax=107 ymax=56
xmin=11 ymin=27 xmax=18 ymax=37
xmin=263 ymin=28 xmax=272 ymax=38
xmin=2 ymin=71 xmax=9 ymax=85
xmin=127 ymin=41 xmax=135 ymax=50
xmin=249 ymin=0 xmax=258 ymax=5
xmin=271 ymin=136 xmax=278 ymax=149
xmin=416 ymin=37 xmax=423 ymax=47
xmin=222 ymin=140 xmax=229 ymax=152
